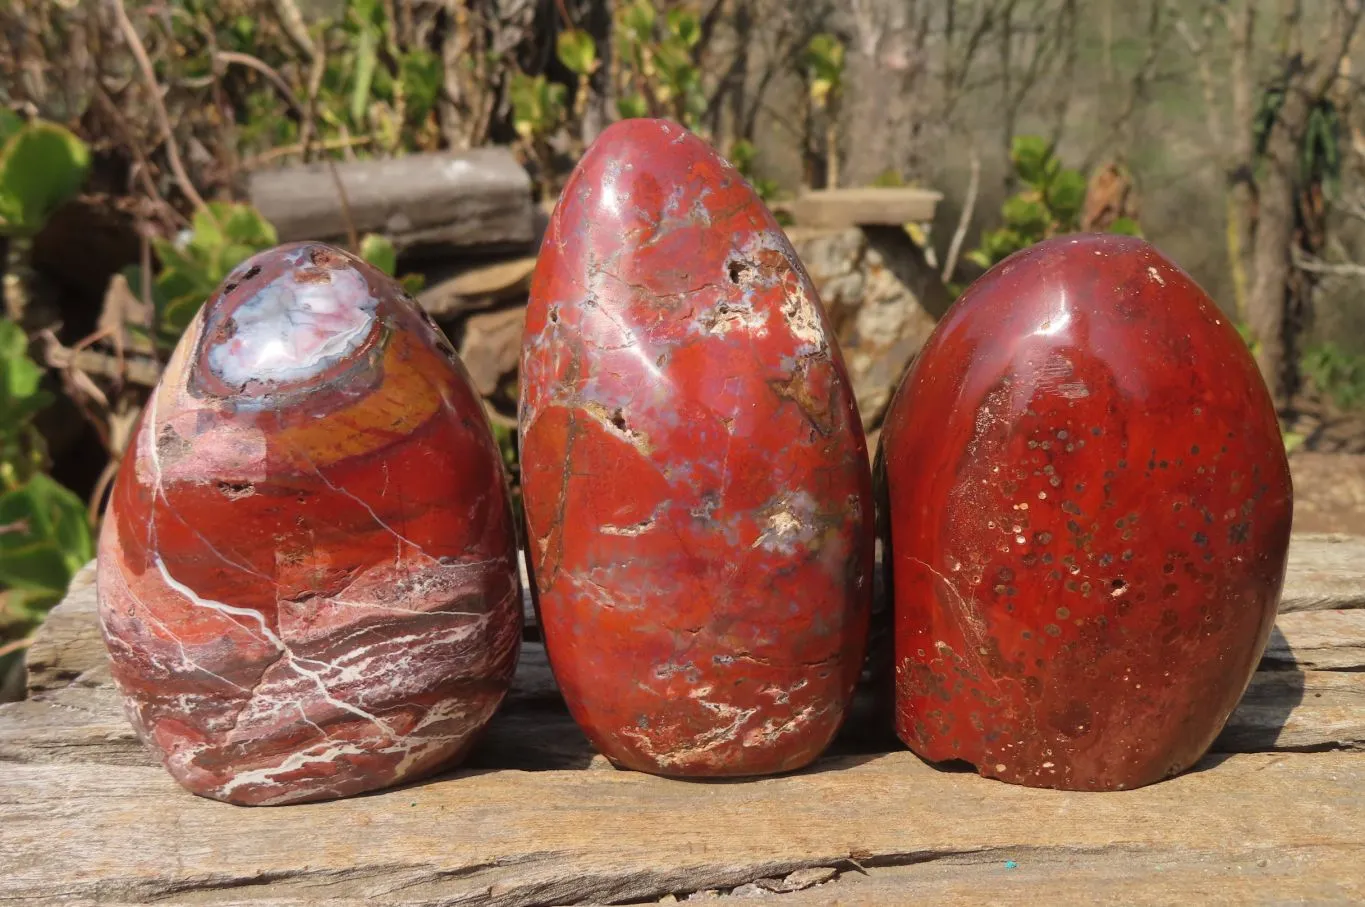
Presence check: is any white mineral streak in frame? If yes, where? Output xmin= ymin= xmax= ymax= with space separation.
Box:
xmin=206 ymin=265 xmax=377 ymax=386
xmin=616 ymin=676 xmax=820 ymax=770
xmin=752 ymin=491 xmax=821 ymax=554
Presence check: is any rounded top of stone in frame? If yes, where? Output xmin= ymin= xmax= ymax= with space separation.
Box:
xmin=194 ymin=242 xmax=384 ymax=401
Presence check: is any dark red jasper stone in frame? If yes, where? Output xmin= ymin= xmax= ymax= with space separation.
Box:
xmin=878 ymin=234 xmax=1293 ymax=790
xmin=519 ymin=119 xmax=874 ymax=777
xmin=97 ymin=242 xmax=521 ymax=805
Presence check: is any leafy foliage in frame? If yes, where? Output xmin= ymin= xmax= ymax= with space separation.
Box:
xmin=0 ymin=118 xmax=90 ymax=238
xmin=1302 ymin=343 xmax=1365 ymax=411
xmin=127 ymin=202 xmax=279 ymax=348
xmin=0 ymin=320 xmax=93 ymax=630
xmin=965 ymin=135 xmax=1143 ymax=274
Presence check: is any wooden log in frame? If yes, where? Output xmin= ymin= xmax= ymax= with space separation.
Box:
xmin=247 ymin=148 xmax=536 ymax=256
xmin=1 ymin=751 xmax=1360 ymax=904
xmin=1265 ymin=608 xmax=1365 ymax=670
xmin=1281 ymin=533 xmax=1365 ymax=611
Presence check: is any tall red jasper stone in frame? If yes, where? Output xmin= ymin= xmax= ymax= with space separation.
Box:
xmin=97 ymin=243 xmax=521 ymax=805
xmin=879 ymin=234 xmax=1293 ymax=790
xmin=519 ymin=119 xmax=873 ymax=776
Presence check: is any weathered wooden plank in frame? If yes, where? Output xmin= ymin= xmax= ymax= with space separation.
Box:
xmin=1212 ymin=670 xmax=1365 ymax=753
xmin=23 ymin=561 xmax=102 ymax=693
xmin=787 ymin=187 xmax=943 ymax=228
xmin=769 ymin=846 xmax=1364 ymax=905
xmin=1 ymin=751 xmax=1360 ymax=905
xmin=1265 ymin=608 xmax=1365 ymax=670
xmin=247 ymin=149 xmax=536 ymax=255
xmin=1281 ymin=533 xmax=1365 ymax=611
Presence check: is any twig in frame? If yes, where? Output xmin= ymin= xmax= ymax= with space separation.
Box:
xmin=90 ymin=86 xmax=186 ymax=232
xmin=299 ymin=41 xmax=328 ymax=164
xmin=326 ymin=158 xmax=360 ymax=252
xmin=271 ymin=0 xmax=317 ymax=61
xmin=215 ymin=51 xmax=304 ymax=114
xmin=942 ymin=150 xmax=982 ymax=283
xmin=0 ymin=636 xmax=32 ymax=659
xmin=1292 ymin=247 xmax=1365 ymax=278
xmin=113 ymin=0 xmax=212 ymax=218
xmin=244 ymin=135 xmax=374 ymax=168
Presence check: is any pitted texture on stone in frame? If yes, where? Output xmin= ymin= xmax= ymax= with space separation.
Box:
xmin=879 ymin=233 xmax=1294 ymax=791
xmin=97 ymin=242 xmax=522 ymax=805
xmin=519 ymin=119 xmax=874 ymax=777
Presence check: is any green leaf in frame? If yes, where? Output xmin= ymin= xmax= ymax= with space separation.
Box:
xmin=0 ymin=121 xmax=91 ymax=237
xmin=1107 ymin=216 xmax=1143 ymax=237
xmin=1010 ymin=135 xmax=1052 ymax=188
xmin=0 ymin=109 xmax=23 ymax=146
xmin=0 ymin=472 xmax=92 ymax=600
xmin=400 ymin=49 xmax=443 ymax=123
xmin=616 ymin=94 xmax=648 ymax=120
xmin=400 ymin=273 xmax=426 ymax=296
xmin=1045 ymin=169 xmax=1087 ymax=225
xmin=666 ymin=9 xmax=701 ymax=48
xmin=804 ymin=33 xmax=845 ymax=97
xmin=620 ymin=0 xmax=656 ymax=44
xmin=1002 ymin=195 xmax=1049 ymax=235
xmin=509 ymin=73 xmax=565 ymax=140
xmin=556 ymin=30 xmax=598 ymax=77
xmin=359 ymin=233 xmax=397 ymax=276
xmin=350 ymin=25 xmax=379 ymax=126
xmin=0 ymin=319 xmax=54 ymax=430
xmin=222 ymin=203 xmax=276 ymax=247
xmin=728 ymin=139 xmax=757 ymax=175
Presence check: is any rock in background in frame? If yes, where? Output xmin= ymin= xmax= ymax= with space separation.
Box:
xmin=789 ymin=225 xmax=951 ymax=431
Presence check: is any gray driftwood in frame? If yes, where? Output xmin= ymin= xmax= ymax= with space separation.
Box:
xmin=2 ymin=534 xmax=1363 ymax=904
xmin=247 ymin=148 xmax=536 ymax=257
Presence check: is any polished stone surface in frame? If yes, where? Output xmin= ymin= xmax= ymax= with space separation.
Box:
xmin=879 ymin=234 xmax=1294 ymax=790
xmin=519 ymin=119 xmax=874 ymax=777
xmin=97 ymin=243 xmax=521 ymax=805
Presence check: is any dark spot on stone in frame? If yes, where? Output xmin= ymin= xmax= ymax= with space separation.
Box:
xmin=1192 ymin=532 xmax=1208 ymax=547
xmin=1228 ymin=522 xmax=1250 ymax=544
xmin=1163 ymin=562 xmax=1175 ymax=574
xmin=309 ymin=246 xmax=344 ymax=268
xmin=549 ymin=307 xmax=560 ymax=323
xmin=1162 ymin=583 xmax=1179 ymax=598
xmin=216 ymin=481 xmax=255 ymax=500
xmin=611 ymin=409 xmax=628 ymax=432
xmin=1111 ymin=578 xmax=1127 ymax=592
xmin=727 ymin=257 xmax=757 ymax=285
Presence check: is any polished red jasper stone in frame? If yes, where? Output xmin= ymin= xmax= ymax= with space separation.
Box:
xmin=879 ymin=234 xmax=1293 ymax=791
xmin=519 ymin=119 xmax=874 ymax=777
xmin=97 ymin=243 xmax=521 ymax=805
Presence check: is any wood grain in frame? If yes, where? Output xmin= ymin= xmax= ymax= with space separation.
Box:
xmin=2 ymin=751 xmax=1361 ymax=905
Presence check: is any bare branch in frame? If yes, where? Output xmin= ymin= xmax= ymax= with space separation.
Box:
xmin=112 ymin=0 xmax=211 ymax=217
xmin=942 ymin=150 xmax=982 ymax=283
